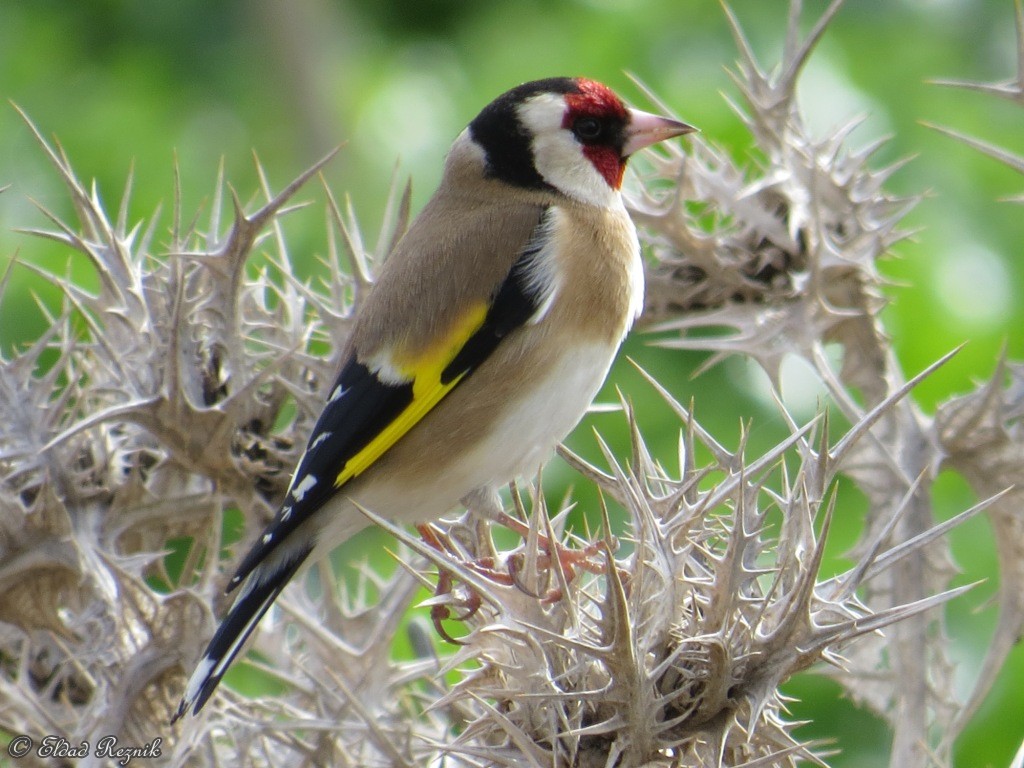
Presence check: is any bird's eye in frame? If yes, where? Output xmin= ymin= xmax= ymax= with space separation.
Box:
xmin=573 ymin=117 xmax=603 ymax=141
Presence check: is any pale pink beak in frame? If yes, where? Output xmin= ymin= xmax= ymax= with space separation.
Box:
xmin=623 ymin=108 xmax=697 ymax=156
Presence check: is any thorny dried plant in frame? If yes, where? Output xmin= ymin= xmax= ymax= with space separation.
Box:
xmin=1 ymin=2 xmax=1022 ymax=767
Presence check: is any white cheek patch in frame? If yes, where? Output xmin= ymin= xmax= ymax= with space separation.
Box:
xmin=516 ymin=94 xmax=619 ymax=209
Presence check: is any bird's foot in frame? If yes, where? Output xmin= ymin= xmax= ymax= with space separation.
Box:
xmin=416 ymin=524 xmax=504 ymax=644
xmin=416 ymin=520 xmax=607 ymax=643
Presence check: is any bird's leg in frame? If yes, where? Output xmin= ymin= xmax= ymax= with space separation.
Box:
xmin=417 ymin=521 xmax=511 ymax=587
xmin=462 ymin=484 xmax=607 ymax=583
xmin=460 ymin=486 xmax=505 ymax=525
xmin=417 ymin=485 xmax=612 ymax=645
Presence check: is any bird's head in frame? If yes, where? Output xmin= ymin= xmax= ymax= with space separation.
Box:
xmin=463 ymin=77 xmax=695 ymax=208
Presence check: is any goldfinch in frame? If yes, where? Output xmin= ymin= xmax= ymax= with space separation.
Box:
xmin=174 ymin=77 xmax=694 ymax=720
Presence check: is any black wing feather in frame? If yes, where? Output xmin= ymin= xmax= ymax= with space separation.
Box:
xmin=442 ymin=218 xmax=549 ymax=384
xmin=228 ymin=360 xmax=413 ymax=590
xmin=171 ymin=543 xmax=311 ymax=722
xmin=229 ymin=206 xmax=552 ymax=592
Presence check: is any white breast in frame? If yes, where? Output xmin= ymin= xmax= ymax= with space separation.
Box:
xmin=453 ymin=341 xmax=619 ymax=489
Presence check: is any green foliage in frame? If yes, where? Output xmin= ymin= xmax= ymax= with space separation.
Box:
xmin=1 ymin=2 xmax=1021 ymax=766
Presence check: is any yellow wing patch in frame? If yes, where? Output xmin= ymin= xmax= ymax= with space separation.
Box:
xmin=333 ymin=302 xmax=489 ymax=487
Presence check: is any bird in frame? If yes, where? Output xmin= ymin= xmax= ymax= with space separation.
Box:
xmin=173 ymin=76 xmax=694 ymax=721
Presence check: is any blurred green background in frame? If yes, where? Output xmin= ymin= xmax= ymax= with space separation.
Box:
xmin=1 ymin=1 xmax=1021 ymax=765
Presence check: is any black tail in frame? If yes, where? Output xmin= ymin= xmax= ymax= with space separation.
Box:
xmin=172 ymin=546 xmax=311 ymax=722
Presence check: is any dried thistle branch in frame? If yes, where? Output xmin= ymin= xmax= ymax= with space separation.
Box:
xmin=625 ymin=2 xmax=1022 ymax=765
xmin=1 ymin=2 xmax=1021 ymax=767
xmin=0 ymin=110 xmax=410 ymax=758
xmin=906 ymin=0 xmax=1024 ymax=754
